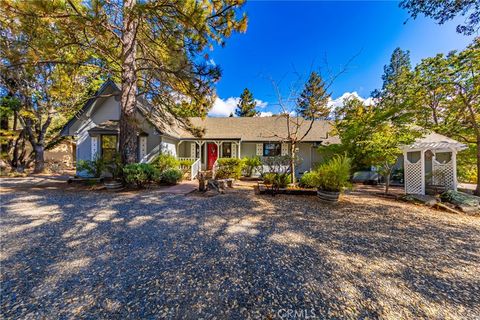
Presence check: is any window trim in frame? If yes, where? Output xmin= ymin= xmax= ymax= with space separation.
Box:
xmin=263 ymin=142 xmax=281 ymax=157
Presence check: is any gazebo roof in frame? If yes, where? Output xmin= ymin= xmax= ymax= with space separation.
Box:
xmin=401 ymin=132 xmax=467 ymax=152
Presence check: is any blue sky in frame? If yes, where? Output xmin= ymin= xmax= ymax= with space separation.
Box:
xmin=208 ymin=1 xmax=476 ymax=116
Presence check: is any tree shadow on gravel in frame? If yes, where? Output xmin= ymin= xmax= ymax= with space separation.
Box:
xmin=1 ymin=186 xmax=479 ymax=319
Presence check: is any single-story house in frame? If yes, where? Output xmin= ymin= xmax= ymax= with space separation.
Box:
xmin=61 ymin=80 xmax=466 ymax=195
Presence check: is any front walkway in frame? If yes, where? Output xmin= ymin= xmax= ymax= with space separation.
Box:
xmin=1 ymin=179 xmax=479 ymax=318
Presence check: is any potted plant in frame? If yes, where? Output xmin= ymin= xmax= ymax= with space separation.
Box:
xmin=316 ymin=155 xmax=351 ymax=203
xmin=104 ymin=153 xmax=124 ymax=190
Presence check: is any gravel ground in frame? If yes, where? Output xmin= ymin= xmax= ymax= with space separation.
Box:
xmin=1 ymin=177 xmax=480 ymax=319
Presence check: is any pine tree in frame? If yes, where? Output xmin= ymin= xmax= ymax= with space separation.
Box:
xmin=1 ymin=0 xmax=248 ymax=165
xmin=235 ymin=88 xmax=259 ymax=117
xmin=296 ymin=72 xmax=330 ymax=120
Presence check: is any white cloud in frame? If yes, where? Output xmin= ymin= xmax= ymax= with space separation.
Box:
xmin=209 ymin=97 xmax=239 ymax=117
xmin=255 ymin=99 xmax=268 ymax=108
xmin=259 ymin=111 xmax=273 ymax=117
xmin=208 ymin=96 xmax=269 ymax=117
xmin=328 ymin=92 xmax=375 ymax=109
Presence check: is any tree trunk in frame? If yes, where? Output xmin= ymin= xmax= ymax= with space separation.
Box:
xmin=385 ymin=172 xmax=390 ymax=194
xmin=476 ymin=139 xmax=480 ymax=196
xmin=33 ymin=144 xmax=45 ymax=173
xmin=119 ymin=0 xmax=139 ymax=164
xmin=290 ymin=142 xmax=296 ymax=184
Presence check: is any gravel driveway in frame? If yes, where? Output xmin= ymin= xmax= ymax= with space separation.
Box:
xmin=1 ymin=177 xmax=480 ymax=319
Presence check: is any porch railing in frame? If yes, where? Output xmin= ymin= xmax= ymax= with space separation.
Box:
xmin=190 ymin=158 xmax=201 ymax=180
xmin=140 ymin=145 xmax=160 ymax=164
xmin=178 ymin=157 xmax=196 ymax=163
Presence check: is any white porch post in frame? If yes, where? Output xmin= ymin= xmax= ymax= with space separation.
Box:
xmin=452 ymin=149 xmax=457 ymax=191
xmin=238 ymin=141 xmax=241 ymax=158
xmin=91 ymin=136 xmax=99 ymax=160
xmin=420 ymin=149 xmax=426 ymax=195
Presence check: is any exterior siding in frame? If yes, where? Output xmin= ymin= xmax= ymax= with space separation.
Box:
xmin=91 ymin=96 xmax=120 ymax=124
xmin=240 ymin=142 xmax=257 ymax=158
xmin=160 ymin=136 xmax=178 ymax=156
xmin=297 ymin=143 xmax=312 ymax=174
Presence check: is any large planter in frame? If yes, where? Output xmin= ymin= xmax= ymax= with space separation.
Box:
xmin=317 ymin=189 xmax=340 ymax=203
xmin=104 ymin=180 xmax=124 ymax=191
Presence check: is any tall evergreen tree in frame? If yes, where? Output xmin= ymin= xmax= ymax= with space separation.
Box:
xmin=1 ymin=0 xmax=248 ymax=165
xmin=372 ymin=48 xmax=415 ymax=124
xmin=296 ymin=71 xmax=330 ymax=120
xmin=235 ymin=88 xmax=259 ymax=117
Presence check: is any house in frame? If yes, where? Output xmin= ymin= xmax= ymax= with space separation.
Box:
xmin=60 ymin=80 xmax=338 ymax=179
xmin=61 ymin=80 xmax=466 ymax=195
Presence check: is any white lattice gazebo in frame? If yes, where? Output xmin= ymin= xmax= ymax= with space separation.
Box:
xmin=401 ymin=133 xmax=467 ymax=195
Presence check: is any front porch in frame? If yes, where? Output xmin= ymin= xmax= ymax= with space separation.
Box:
xmin=177 ymin=140 xmax=242 ymax=172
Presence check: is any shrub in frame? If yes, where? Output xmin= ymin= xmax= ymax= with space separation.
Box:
xmin=159 ymin=168 xmax=183 ymax=185
xmin=300 ymin=171 xmax=320 ymax=188
xmin=262 ymin=172 xmax=276 ymax=184
xmin=274 ymin=173 xmax=291 ymax=188
xmin=151 ymin=154 xmax=179 ymax=172
xmin=123 ymin=163 xmax=156 ymax=188
xmin=105 ymin=153 xmax=123 ymax=180
xmin=77 ymin=155 xmax=107 ymax=178
xmin=242 ymin=156 xmax=262 ymax=177
xmin=215 ymin=158 xmax=243 ymax=179
xmin=316 ymin=155 xmax=351 ymax=192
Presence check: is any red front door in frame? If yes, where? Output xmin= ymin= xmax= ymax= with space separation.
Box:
xmin=207 ymin=143 xmax=218 ymax=170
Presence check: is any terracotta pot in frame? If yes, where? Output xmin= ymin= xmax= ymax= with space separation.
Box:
xmin=317 ymin=189 xmax=340 ymax=203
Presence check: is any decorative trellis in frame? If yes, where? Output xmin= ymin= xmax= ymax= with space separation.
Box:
xmin=401 ymin=137 xmax=466 ymax=195
xmin=432 ymin=159 xmax=455 ymax=189
xmin=404 ymin=157 xmax=424 ymax=194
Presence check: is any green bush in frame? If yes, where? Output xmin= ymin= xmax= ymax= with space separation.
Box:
xmin=77 ymin=155 xmax=107 ymax=178
xmin=242 ymin=156 xmax=262 ymax=177
xmin=274 ymin=173 xmax=291 ymax=188
xmin=215 ymin=158 xmax=243 ymax=179
xmin=159 ymin=168 xmax=183 ymax=185
xmin=262 ymin=172 xmax=276 ymax=184
xmin=300 ymin=171 xmax=320 ymax=188
xmin=151 ymin=154 xmax=179 ymax=172
xmin=105 ymin=153 xmax=123 ymax=180
xmin=262 ymin=172 xmax=291 ymax=188
xmin=123 ymin=163 xmax=156 ymax=188
xmin=316 ymin=155 xmax=351 ymax=192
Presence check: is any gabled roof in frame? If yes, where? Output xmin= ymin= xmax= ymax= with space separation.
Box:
xmin=401 ymin=132 xmax=466 ymax=151
xmin=167 ymin=116 xmax=337 ymax=142
xmin=60 ymin=79 xmax=120 ymax=136
xmin=61 ymin=80 xmax=336 ymax=142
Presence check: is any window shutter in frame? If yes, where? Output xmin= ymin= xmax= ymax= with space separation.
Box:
xmin=256 ymin=143 xmax=263 ymax=156
xmin=281 ymin=143 xmax=288 ymax=156
xmin=232 ymin=144 xmax=237 ymax=158
xmin=91 ymin=136 xmax=98 ymax=160
xmin=190 ymin=143 xmax=196 ymax=158
xmin=139 ymin=136 xmax=147 ymax=159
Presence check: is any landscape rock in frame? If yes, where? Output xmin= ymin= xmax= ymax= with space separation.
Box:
xmin=441 ymin=190 xmax=480 ymax=213
xmin=403 ymin=194 xmax=438 ymax=207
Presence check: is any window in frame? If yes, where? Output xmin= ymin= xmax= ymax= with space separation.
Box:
xmin=101 ymin=135 xmax=117 ymax=161
xmin=263 ymin=143 xmax=281 ymax=157
xmin=222 ymin=142 xmax=232 ymax=158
